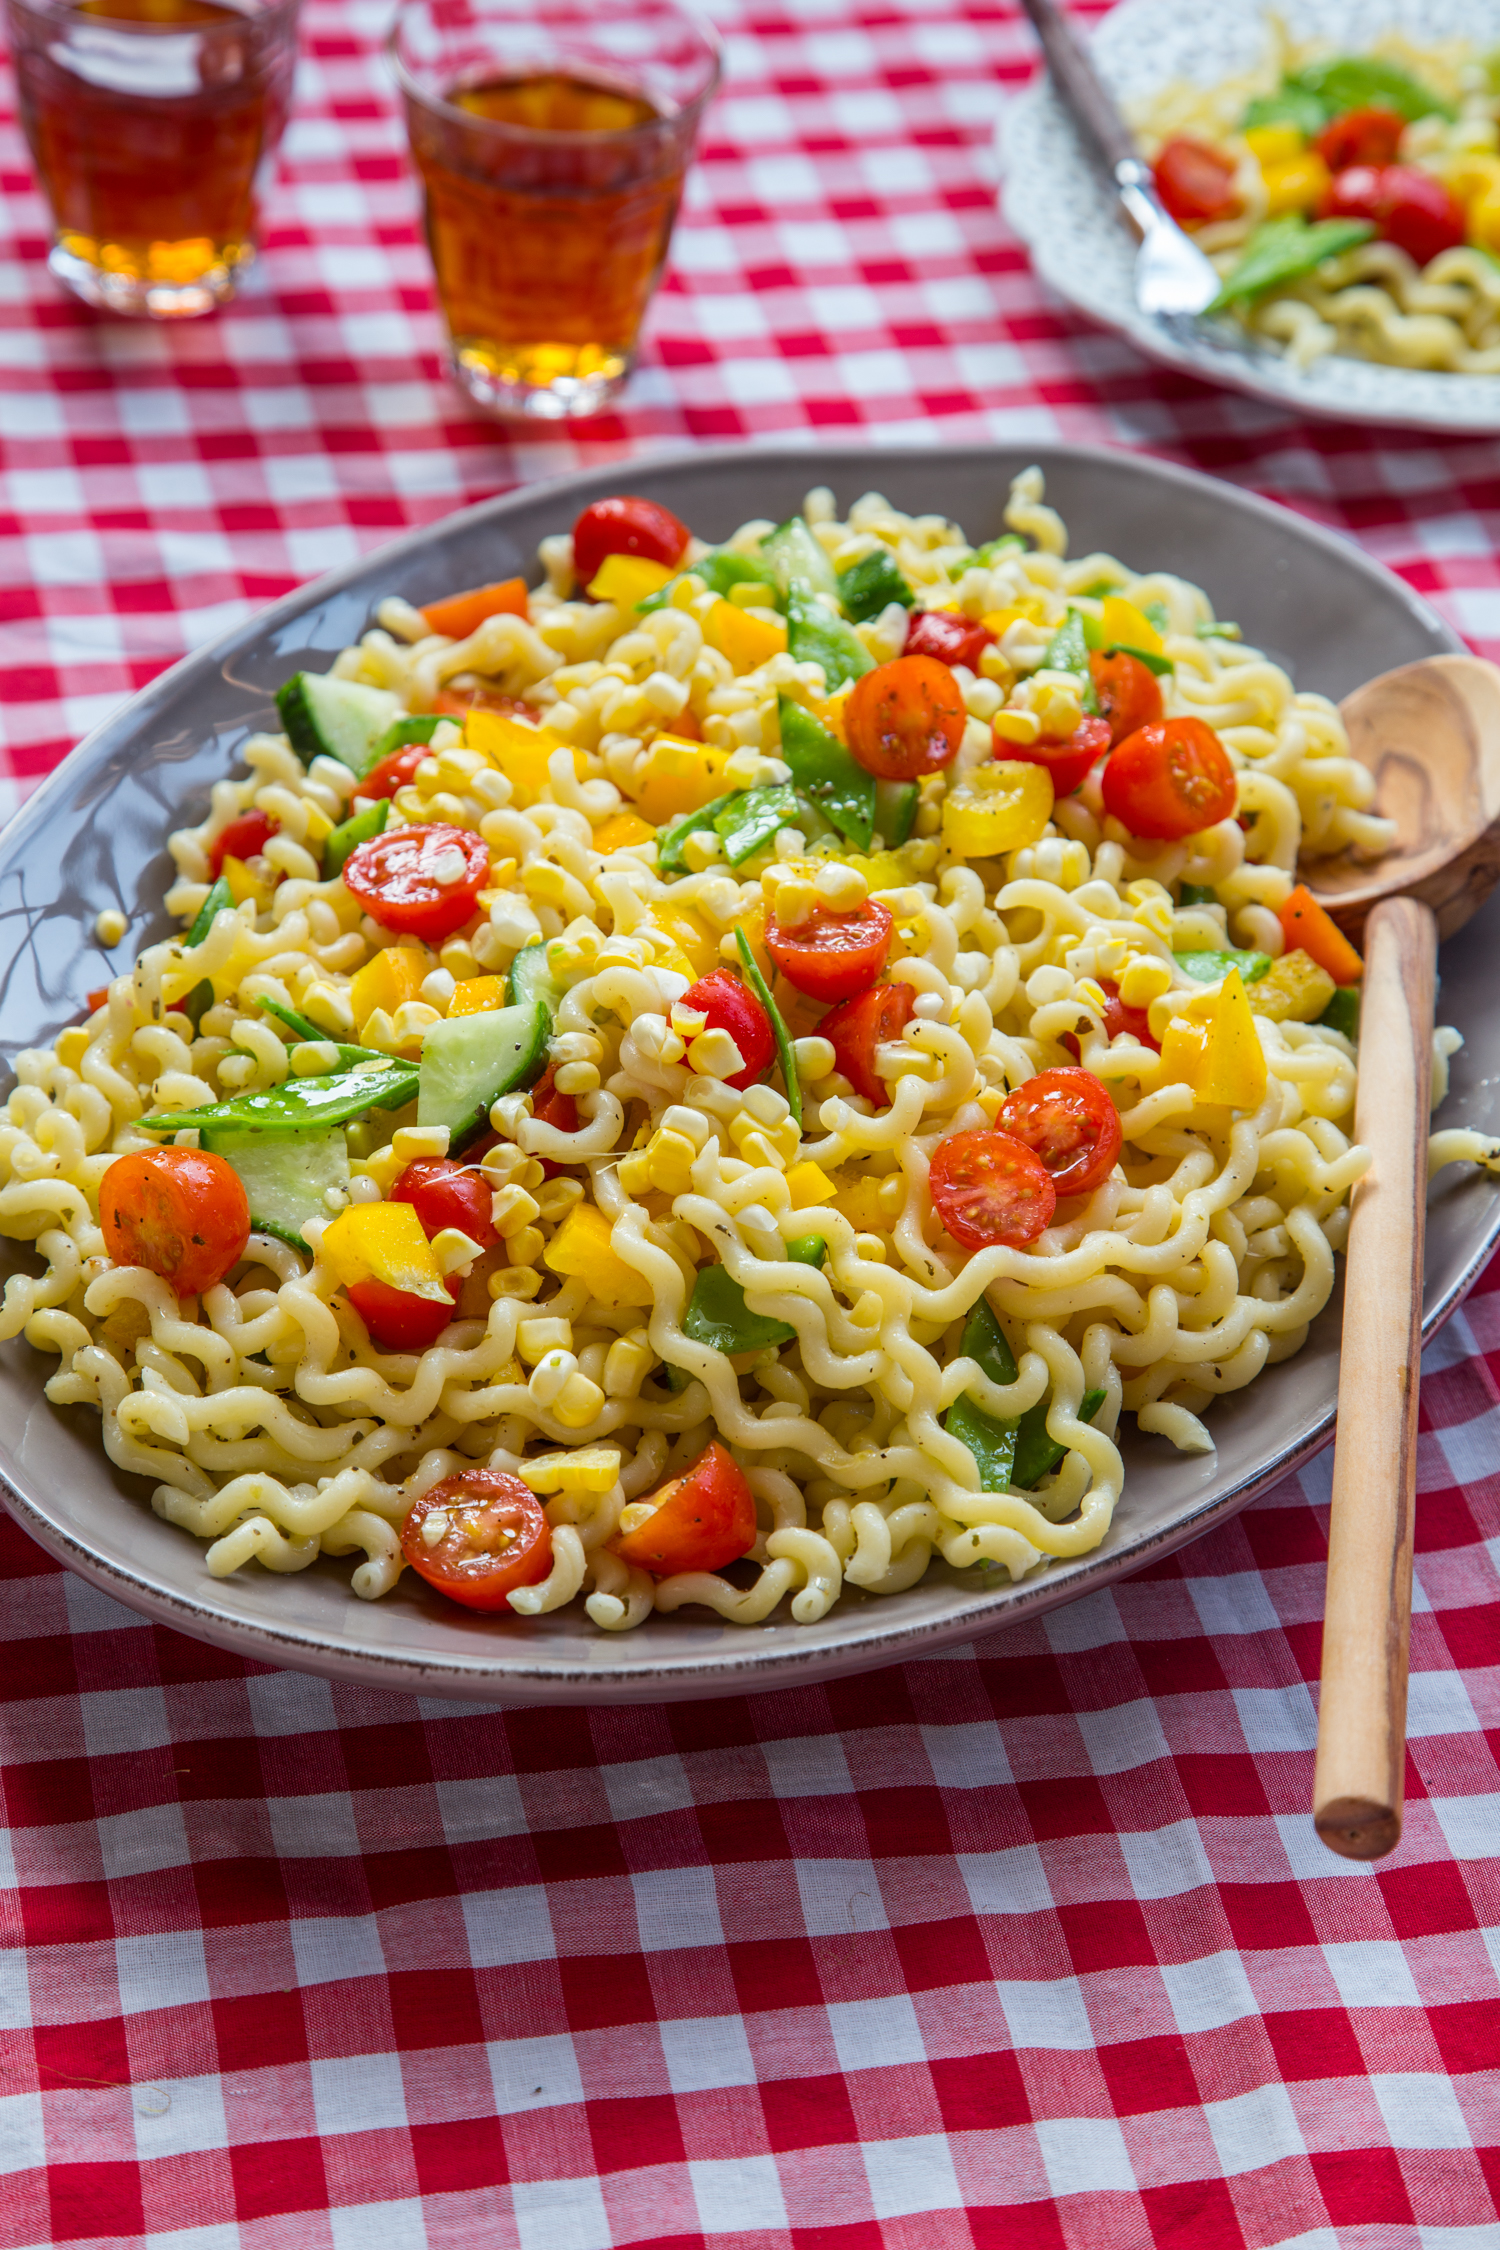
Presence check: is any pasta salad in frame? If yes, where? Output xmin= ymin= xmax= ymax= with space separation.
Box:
xmin=0 ymin=468 xmax=1461 ymax=1633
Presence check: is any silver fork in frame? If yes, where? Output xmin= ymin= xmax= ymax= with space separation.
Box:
xmin=1016 ymin=0 xmax=1221 ymax=320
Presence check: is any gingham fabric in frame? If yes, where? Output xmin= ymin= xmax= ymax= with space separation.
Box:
xmin=2 ymin=0 xmax=1499 ymax=2241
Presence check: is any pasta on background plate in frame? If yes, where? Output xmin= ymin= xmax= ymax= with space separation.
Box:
xmin=0 ymin=469 xmax=1486 ymax=1632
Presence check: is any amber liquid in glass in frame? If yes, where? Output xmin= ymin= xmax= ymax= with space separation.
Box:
xmin=13 ymin=0 xmax=286 ymax=306
xmin=409 ymin=71 xmax=686 ymax=408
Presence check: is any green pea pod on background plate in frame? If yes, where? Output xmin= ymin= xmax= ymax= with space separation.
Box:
xmin=1208 ymin=215 xmax=1375 ymax=313
xmin=1291 ymin=54 xmax=1455 ymax=123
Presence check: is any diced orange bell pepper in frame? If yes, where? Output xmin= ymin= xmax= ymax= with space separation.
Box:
xmin=703 ymin=599 xmax=787 ymax=672
xmin=592 ymin=810 xmax=657 ymax=853
xmin=350 ymin=945 xmax=427 ymax=1031
xmin=1278 ymin=884 xmax=1363 ymax=984
xmin=447 ymin=976 xmax=508 ymax=1017
xmin=421 ymin=577 xmax=528 ymax=640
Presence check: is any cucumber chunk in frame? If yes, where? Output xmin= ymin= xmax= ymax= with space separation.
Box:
xmin=204 ymin=1127 xmax=350 ymax=1245
xmin=324 ymin=796 xmax=390 ymax=880
xmin=276 ymin=673 xmax=404 ymax=775
xmin=506 ymin=939 xmax=567 ymax=1024
xmin=760 ymin=515 xmax=841 ymax=602
xmin=873 ymin=777 xmax=918 ymax=847
xmin=369 ymin=713 xmax=446 ymax=763
xmin=418 ymin=1001 xmax=550 ymax=1146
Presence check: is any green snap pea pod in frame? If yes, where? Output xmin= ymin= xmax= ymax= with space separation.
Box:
xmin=1177 ymin=883 xmax=1220 ymax=909
xmin=1241 ymin=85 xmax=1327 ymax=136
xmin=1174 ymin=948 xmax=1271 ymax=985
xmin=681 ymin=1236 xmax=827 ymax=1355
xmin=1012 ymin=1388 xmax=1108 ymax=1491
xmin=656 ymin=793 xmax=740 ymax=876
xmin=255 ymin=994 xmax=386 ymax=1066
xmin=735 ymin=926 xmax=800 ymax=1129
xmin=1208 ymin=215 xmax=1375 ymax=313
xmin=784 ymin=583 xmax=874 ymax=694
xmin=777 ymin=695 xmax=876 ymax=850
xmin=1318 ymin=986 xmax=1361 ymax=1040
xmin=1040 ymin=612 xmax=1100 ymax=713
xmin=323 ymin=796 xmax=390 ymax=880
xmin=139 ymin=1057 xmax=419 ymax=1141
xmin=974 ymin=534 xmax=1026 ymax=565
xmin=185 ymin=875 xmax=233 ymax=949
xmin=943 ymin=1298 xmax=1021 ymax=1494
xmin=837 ymin=550 xmax=914 ymax=623
xmin=1291 ymin=55 xmax=1454 ymax=123
xmin=637 ymin=550 xmax=783 ymax=614
xmin=369 ymin=713 xmax=446 ymax=762
xmin=714 ymin=784 xmax=802 ymax=866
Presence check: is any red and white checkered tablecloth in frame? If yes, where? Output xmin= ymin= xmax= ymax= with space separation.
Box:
xmin=3 ymin=1 xmax=1500 ymax=2242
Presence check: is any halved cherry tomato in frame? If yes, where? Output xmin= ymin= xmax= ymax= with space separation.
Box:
xmin=1315 ymin=107 xmax=1405 ymax=173
xmin=845 ymin=653 xmax=967 ymax=780
xmin=1321 ymin=163 xmax=1466 ymax=265
xmin=820 ymin=981 xmax=915 ymax=1104
xmin=531 ymin=1061 xmax=580 ymax=1135
xmin=1152 ymin=136 xmax=1238 ymax=227
xmin=904 ymin=609 xmax=996 ymax=673
xmin=86 ymin=986 xmax=111 ymax=1013
xmin=1101 ymin=717 xmax=1237 ymax=842
xmin=679 ymin=968 xmax=775 ymax=1091
xmin=401 ymin=1469 xmax=552 ymax=1611
xmin=421 ymin=577 xmax=528 ymax=641
xmin=1088 ymin=649 xmax=1163 ymax=748
xmin=998 ymin=1068 xmax=1123 ymax=1198
xmin=101 ymin=1147 xmax=250 ymax=1297
xmin=1061 ymin=978 xmax=1160 ymax=1060
xmin=1007 ymin=712 xmax=1112 ymax=797
xmin=356 ymin=743 xmax=432 ymax=804
xmin=572 ymin=496 xmax=690 ymax=585
xmin=207 ymin=810 xmax=277 ymax=878
xmin=346 ymin=1274 xmax=462 ymax=1351
xmin=612 ymin=1440 xmax=757 ymax=1576
xmin=391 ymin=1159 xmax=498 ymax=1250
xmin=765 ymin=898 xmax=893 ymax=1005
xmin=928 ymin=1128 xmax=1056 ymax=1252
xmin=342 ymin=823 xmax=489 ymax=942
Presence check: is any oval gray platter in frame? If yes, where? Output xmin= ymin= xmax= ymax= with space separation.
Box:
xmin=1 ymin=442 xmax=1495 ymax=1704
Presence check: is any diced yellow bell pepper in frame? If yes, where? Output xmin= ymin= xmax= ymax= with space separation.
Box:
xmin=632 ymin=735 xmax=732 ymax=826
xmin=1470 ymin=178 xmax=1500 ymax=254
xmin=1448 ymin=152 xmax=1500 ymax=209
xmin=1158 ymin=1015 xmax=1209 ymax=1090
xmin=785 ymin=1159 xmax=837 ymax=1209
xmin=941 ymin=761 xmax=1054 ymax=858
xmin=302 ymin=801 xmax=335 ymax=847
xmin=321 ymin=1201 xmax=452 ymax=1303
xmin=1261 ymin=151 xmax=1331 ymax=217
xmin=981 ymin=593 xmax=1049 ymax=632
xmin=652 ymin=900 xmax=719 ymax=979
xmin=586 ymin=553 xmax=676 ymax=606
xmin=221 ymin=853 xmax=275 ymax=912
xmin=846 ymin=840 xmax=941 ymax=891
xmin=833 ymin=1177 xmax=888 ymax=1232
xmin=464 ymin=708 xmax=586 ymax=807
xmin=703 ymin=598 xmax=787 ymax=672
xmin=447 ymin=975 xmax=508 ymax=1018
xmin=734 ymin=897 xmax=775 ymax=988
xmin=1198 ymin=968 xmax=1268 ymax=1109
xmin=1100 ymin=594 xmax=1166 ymax=657
xmin=350 ymin=945 xmax=427 ymax=1031
xmin=543 ymin=1203 xmax=655 ymax=1308
xmin=1244 ymin=122 xmax=1304 ymax=166
xmin=1246 ymin=948 xmax=1335 ymax=1025
xmin=592 ymin=809 xmax=657 ymax=854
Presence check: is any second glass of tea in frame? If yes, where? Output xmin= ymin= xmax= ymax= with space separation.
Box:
xmin=389 ymin=0 xmax=721 ymax=420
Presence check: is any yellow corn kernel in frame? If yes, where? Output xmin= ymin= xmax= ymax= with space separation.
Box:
xmin=321 ymin=1201 xmax=451 ymax=1302
xmin=447 ymin=975 xmax=508 ymax=1017
xmin=1243 ymin=122 xmax=1304 ymax=166
xmin=543 ymin=1202 xmax=655 ymax=1308
xmin=1261 ymin=151 xmax=1331 ymax=217
xmin=221 ymin=853 xmax=274 ymax=912
xmin=703 ymin=598 xmax=787 ymax=672
xmin=785 ymin=1159 xmax=837 ymax=1209
xmin=652 ymin=900 xmax=719 ymax=977
xmin=632 ymin=734 xmax=732 ymax=826
xmin=640 ymin=1126 xmax=698 ymax=1197
xmin=992 ymin=707 xmax=1042 ymax=746
xmin=1469 ymin=178 xmax=1500 ymax=254
xmin=349 ymin=946 xmax=427 ymax=1031
xmin=1099 ymin=594 xmax=1165 ymax=657
xmin=517 ymin=1445 xmax=622 ymax=1495
xmin=56 ymin=1026 xmax=90 ymax=1070
xmin=586 ymin=553 xmax=676 ymax=606
xmin=592 ymin=810 xmax=657 ymax=853
xmin=464 ymin=708 xmax=585 ymax=807
xmin=941 ymin=761 xmax=1054 ymax=858
xmin=1246 ymin=947 xmax=1336 ymax=1025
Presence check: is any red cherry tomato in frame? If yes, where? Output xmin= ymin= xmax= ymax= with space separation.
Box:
xmin=1006 ymin=712 xmax=1112 ymax=798
xmin=927 ymin=1129 xmax=1056 ymax=1252
xmin=1152 ymin=136 xmax=1238 ymax=227
xmin=346 ymin=1274 xmax=462 ymax=1351
xmin=1101 ymin=718 xmax=1237 ymax=842
xmin=207 ymin=810 xmax=277 ymax=878
xmin=401 ymin=1470 xmax=552 ymax=1611
xmin=531 ymin=1061 xmax=579 ymax=1136
xmin=1321 ymin=163 xmax=1466 ymax=265
xmin=845 ymin=653 xmax=967 ymax=781
xmin=431 ymin=686 xmax=541 ymax=721
xmin=998 ymin=1068 xmax=1123 ymax=1199
xmin=1315 ymin=106 xmax=1405 ymax=172
xmin=101 ymin=1147 xmax=250 ymax=1297
xmin=356 ymin=743 xmax=432 ymax=804
xmin=391 ymin=1159 xmax=498 ymax=1250
xmin=680 ymin=968 xmax=775 ymax=1091
xmin=904 ymin=608 xmax=996 ymax=674
xmin=1061 ymin=978 xmax=1161 ymax=1061
xmin=1088 ymin=649 xmax=1164 ymax=748
xmin=765 ymin=898 xmax=893 ymax=1005
xmin=572 ymin=496 xmax=690 ymax=585
xmin=820 ymin=981 xmax=915 ymax=1104
xmin=342 ymin=822 xmax=489 ymax=942
xmin=612 ymin=1441 xmax=757 ymax=1576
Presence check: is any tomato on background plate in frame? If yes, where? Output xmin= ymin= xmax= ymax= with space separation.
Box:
xmin=1321 ymin=163 xmax=1466 ymax=265
xmin=845 ymin=654 xmax=967 ymax=780
xmin=1007 ymin=712 xmax=1111 ymax=797
xmin=679 ymin=968 xmax=775 ymax=1091
xmin=342 ymin=823 xmax=489 ymax=942
xmin=572 ymin=496 xmax=690 ymax=585
xmin=819 ymin=981 xmax=916 ymax=1104
xmin=1100 ymin=717 xmax=1237 ymax=841
xmin=1152 ymin=137 xmax=1238 ymax=227
xmin=612 ymin=1441 xmax=757 ymax=1576
xmin=1315 ymin=107 xmax=1405 ymax=173
xmin=1088 ymin=650 xmax=1163 ymax=748
xmin=998 ymin=1068 xmax=1123 ymax=1198
xmin=101 ymin=1147 xmax=250 ymax=1297
xmin=765 ymin=898 xmax=893 ymax=1004
xmin=206 ymin=810 xmax=277 ymax=879
xmin=927 ymin=1128 xmax=1056 ymax=1251
xmin=401 ymin=1469 xmax=553 ymax=1610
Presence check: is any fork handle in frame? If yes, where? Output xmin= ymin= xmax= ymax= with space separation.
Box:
xmin=1016 ymin=0 xmax=1136 ymax=172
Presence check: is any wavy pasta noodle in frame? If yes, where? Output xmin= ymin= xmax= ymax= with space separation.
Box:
xmin=1 ymin=469 xmax=1486 ymax=1628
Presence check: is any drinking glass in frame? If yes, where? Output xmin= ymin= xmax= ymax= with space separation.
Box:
xmin=5 ymin=0 xmax=301 ymax=320
xmin=388 ymin=0 xmax=721 ymax=420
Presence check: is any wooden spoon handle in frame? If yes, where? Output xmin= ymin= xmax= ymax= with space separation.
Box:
xmin=1314 ymin=893 xmax=1437 ymax=1860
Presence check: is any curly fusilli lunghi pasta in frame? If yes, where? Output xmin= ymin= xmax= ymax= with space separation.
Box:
xmin=0 ymin=467 xmax=1482 ymax=1629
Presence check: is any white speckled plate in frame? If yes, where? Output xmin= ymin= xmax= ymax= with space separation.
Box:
xmin=2 ymin=442 xmax=1497 ymax=1703
xmin=1001 ymin=0 xmax=1500 ymax=430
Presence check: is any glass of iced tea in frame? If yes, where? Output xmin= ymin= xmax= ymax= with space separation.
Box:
xmin=389 ymin=0 xmax=720 ymax=420
xmin=5 ymin=0 xmax=300 ymax=320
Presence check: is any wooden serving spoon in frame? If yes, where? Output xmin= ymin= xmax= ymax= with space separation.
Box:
xmin=1306 ymin=654 xmax=1500 ymax=1860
